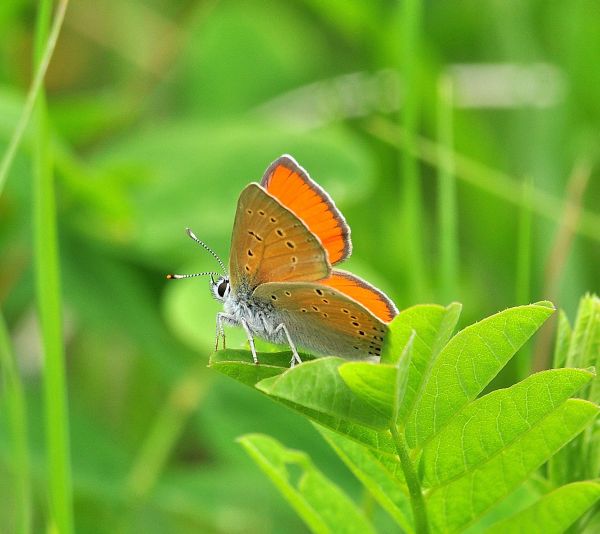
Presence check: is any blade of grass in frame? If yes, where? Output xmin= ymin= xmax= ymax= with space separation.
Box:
xmin=532 ymin=159 xmax=592 ymax=372
xmin=0 ymin=0 xmax=68 ymax=198
xmin=515 ymin=175 xmax=533 ymax=305
xmin=542 ymin=159 xmax=592 ymax=300
xmin=436 ymin=75 xmax=458 ymax=303
xmin=33 ymin=1 xmax=74 ymax=532
xmin=514 ymin=174 xmax=533 ymax=378
xmin=399 ymin=0 xmax=427 ymax=300
xmin=364 ymin=117 xmax=600 ymax=243
xmin=0 ymin=311 xmax=32 ymax=534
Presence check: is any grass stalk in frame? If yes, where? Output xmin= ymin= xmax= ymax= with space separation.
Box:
xmin=515 ymin=175 xmax=533 ymax=306
xmin=0 ymin=0 xmax=68 ymax=198
xmin=399 ymin=0 xmax=426 ymax=300
xmin=532 ymin=159 xmax=592 ymax=372
xmin=0 ymin=312 xmax=32 ymax=534
xmin=33 ymin=1 xmax=74 ymax=532
xmin=514 ymin=175 xmax=533 ymax=377
xmin=365 ymin=117 xmax=600 ymax=243
xmin=436 ymin=75 xmax=458 ymax=303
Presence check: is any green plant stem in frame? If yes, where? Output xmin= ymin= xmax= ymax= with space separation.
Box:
xmin=390 ymin=425 xmax=429 ymax=534
xmin=0 ymin=0 xmax=68 ymax=198
xmin=33 ymin=1 xmax=74 ymax=532
xmin=436 ymin=75 xmax=458 ymax=303
xmin=399 ymin=0 xmax=426 ymax=300
xmin=0 ymin=312 xmax=32 ymax=534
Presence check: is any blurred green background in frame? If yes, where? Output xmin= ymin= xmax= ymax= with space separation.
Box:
xmin=1 ymin=0 xmax=599 ymax=532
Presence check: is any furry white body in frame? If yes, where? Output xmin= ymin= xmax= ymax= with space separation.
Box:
xmin=217 ymin=282 xmax=301 ymax=365
xmin=221 ymin=287 xmax=285 ymax=344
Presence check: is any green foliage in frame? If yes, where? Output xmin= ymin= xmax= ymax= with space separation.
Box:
xmin=485 ymin=482 xmax=600 ymax=534
xmin=1 ymin=0 xmax=600 ymax=531
xmin=547 ymin=294 xmax=600 ymax=530
xmin=238 ymin=434 xmax=375 ymax=534
xmin=0 ymin=312 xmax=31 ymax=533
xmin=215 ymin=301 xmax=600 ymax=533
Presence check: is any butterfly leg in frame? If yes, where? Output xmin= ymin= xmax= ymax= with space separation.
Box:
xmin=240 ymin=318 xmax=259 ymax=365
xmin=215 ymin=312 xmax=235 ymax=351
xmin=274 ymin=323 xmax=302 ymax=367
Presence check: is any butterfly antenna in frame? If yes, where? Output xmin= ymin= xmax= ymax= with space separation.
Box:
xmin=166 ymin=271 xmax=219 ymax=280
xmin=185 ymin=228 xmax=227 ymax=274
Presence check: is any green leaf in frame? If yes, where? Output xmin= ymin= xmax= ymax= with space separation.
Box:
xmin=237 ymin=434 xmax=375 ymax=534
xmin=289 ymin=408 xmax=396 ymax=457
xmin=381 ymin=303 xmax=462 ymax=425
xmin=336 ymin=330 xmax=415 ymax=428
xmin=420 ymin=368 xmax=595 ymax=488
xmin=553 ymin=310 xmax=572 ymax=368
xmin=566 ymin=293 xmax=600 ymax=375
xmin=426 ymin=398 xmax=599 ymax=533
xmin=486 ymin=481 xmax=600 ymax=534
xmin=209 ymin=349 xmax=291 ymax=387
xmin=256 ymin=357 xmax=390 ymax=430
xmin=393 ymin=331 xmax=415 ymax=425
xmin=336 ymin=363 xmax=396 ymax=425
xmin=316 ymin=426 xmax=413 ymax=533
xmin=551 ymin=293 xmax=600 ymax=484
xmin=210 ymin=351 xmax=398 ymax=455
xmin=407 ymin=301 xmax=555 ymax=448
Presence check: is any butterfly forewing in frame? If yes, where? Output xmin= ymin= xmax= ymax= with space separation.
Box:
xmin=252 ymin=281 xmax=388 ymax=359
xmin=261 ymin=156 xmax=351 ymax=265
xmin=229 ymin=183 xmax=331 ymax=290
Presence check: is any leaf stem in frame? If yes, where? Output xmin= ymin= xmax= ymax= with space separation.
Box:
xmin=390 ymin=425 xmax=429 ymax=534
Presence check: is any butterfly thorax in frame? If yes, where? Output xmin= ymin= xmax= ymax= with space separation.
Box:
xmin=222 ymin=283 xmax=287 ymax=345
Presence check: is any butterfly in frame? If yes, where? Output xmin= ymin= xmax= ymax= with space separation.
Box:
xmin=168 ymin=155 xmax=398 ymax=366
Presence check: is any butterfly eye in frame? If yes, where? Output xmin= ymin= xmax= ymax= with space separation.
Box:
xmin=217 ymin=279 xmax=229 ymax=298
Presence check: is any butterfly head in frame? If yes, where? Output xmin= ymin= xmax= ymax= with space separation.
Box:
xmin=210 ymin=275 xmax=231 ymax=302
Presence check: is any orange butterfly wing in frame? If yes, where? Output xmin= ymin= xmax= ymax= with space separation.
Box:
xmin=320 ymin=270 xmax=398 ymax=323
xmin=252 ymin=281 xmax=388 ymax=359
xmin=229 ymin=183 xmax=331 ymax=290
xmin=261 ymin=155 xmax=351 ymax=265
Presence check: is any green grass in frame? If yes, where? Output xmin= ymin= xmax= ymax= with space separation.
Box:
xmin=0 ymin=0 xmax=68 ymax=196
xmin=0 ymin=312 xmax=31 ymax=534
xmin=32 ymin=1 xmax=73 ymax=532
xmin=436 ymin=75 xmax=458 ymax=303
xmin=0 ymin=1 xmax=599 ymax=532
xmin=514 ymin=174 xmax=533 ymax=376
xmin=399 ymin=0 xmax=427 ymax=301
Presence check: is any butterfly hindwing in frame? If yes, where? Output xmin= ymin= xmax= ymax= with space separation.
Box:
xmin=252 ymin=281 xmax=388 ymax=359
xmin=320 ymin=269 xmax=398 ymax=322
xmin=229 ymin=183 xmax=331 ymax=290
xmin=261 ymin=155 xmax=351 ymax=265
